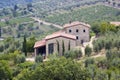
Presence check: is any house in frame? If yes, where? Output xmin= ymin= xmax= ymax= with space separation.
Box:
xmin=63 ymin=21 xmax=90 ymax=46
xmin=34 ymin=21 xmax=90 ymax=58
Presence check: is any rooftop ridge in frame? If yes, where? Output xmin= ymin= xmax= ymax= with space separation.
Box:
xmin=63 ymin=21 xmax=90 ymax=28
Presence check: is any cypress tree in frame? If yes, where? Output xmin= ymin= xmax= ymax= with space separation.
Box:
xmin=0 ymin=27 xmax=1 ymax=37
xmin=68 ymin=40 xmax=70 ymax=51
xmin=62 ymin=40 xmax=65 ymax=55
xmin=22 ymin=35 xmax=27 ymax=56
xmin=56 ymin=40 xmax=59 ymax=53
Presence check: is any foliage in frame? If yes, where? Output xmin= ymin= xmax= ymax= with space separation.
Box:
xmin=0 ymin=26 xmax=1 ymax=37
xmin=106 ymin=50 xmax=120 ymax=61
xmin=92 ymin=21 xmax=120 ymax=36
xmin=22 ymin=35 xmax=27 ymax=56
xmin=85 ymin=58 xmax=95 ymax=67
xmin=68 ymin=40 xmax=70 ymax=51
xmin=100 ymin=22 xmax=116 ymax=34
xmin=14 ymin=54 xmax=26 ymax=64
xmin=0 ymin=50 xmax=21 ymax=60
xmin=35 ymin=55 xmax=43 ymax=63
xmin=12 ymin=61 xmax=34 ymax=77
xmin=64 ymin=49 xmax=82 ymax=59
xmin=13 ymin=69 xmax=31 ymax=80
xmin=87 ymin=65 xmax=97 ymax=80
xmin=0 ymin=60 xmax=12 ymax=80
xmin=48 ymin=53 xmax=59 ymax=60
xmin=56 ymin=40 xmax=59 ymax=53
xmin=62 ymin=40 xmax=65 ymax=55
xmin=44 ymin=5 xmax=120 ymax=25
xmin=30 ymin=57 xmax=90 ymax=80
xmin=91 ymin=22 xmax=101 ymax=35
xmin=85 ymin=46 xmax=92 ymax=56
xmin=93 ymin=31 xmax=120 ymax=53
xmin=26 ymin=37 xmax=36 ymax=52
xmin=0 ymin=38 xmax=21 ymax=54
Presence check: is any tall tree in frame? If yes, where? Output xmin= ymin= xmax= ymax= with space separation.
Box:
xmin=22 ymin=35 xmax=27 ymax=56
xmin=68 ymin=40 xmax=70 ymax=51
xmin=56 ymin=40 xmax=59 ymax=53
xmin=62 ymin=40 xmax=65 ymax=55
xmin=26 ymin=37 xmax=36 ymax=52
xmin=91 ymin=22 xmax=100 ymax=36
xmin=14 ymin=5 xmax=18 ymax=11
xmin=0 ymin=26 xmax=1 ymax=37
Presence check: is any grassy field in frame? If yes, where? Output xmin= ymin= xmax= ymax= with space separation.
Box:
xmin=44 ymin=5 xmax=120 ymax=25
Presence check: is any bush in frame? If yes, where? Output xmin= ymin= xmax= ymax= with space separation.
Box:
xmin=106 ymin=50 xmax=120 ymax=61
xmin=85 ymin=58 xmax=95 ymax=67
xmin=64 ymin=49 xmax=82 ymax=59
xmin=85 ymin=46 xmax=92 ymax=56
xmin=0 ymin=60 xmax=12 ymax=80
xmin=14 ymin=54 xmax=26 ymax=64
xmin=93 ymin=31 xmax=120 ymax=52
xmin=48 ymin=53 xmax=59 ymax=60
xmin=35 ymin=55 xmax=43 ymax=63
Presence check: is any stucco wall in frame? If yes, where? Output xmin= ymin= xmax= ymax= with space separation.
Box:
xmin=64 ymin=24 xmax=90 ymax=46
xmin=46 ymin=37 xmax=76 ymax=57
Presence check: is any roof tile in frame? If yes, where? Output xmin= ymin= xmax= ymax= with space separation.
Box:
xmin=34 ymin=39 xmax=46 ymax=48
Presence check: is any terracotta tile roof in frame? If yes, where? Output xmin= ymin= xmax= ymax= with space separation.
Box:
xmin=63 ymin=21 xmax=90 ymax=28
xmin=110 ymin=22 xmax=120 ymax=26
xmin=34 ymin=39 xmax=46 ymax=48
xmin=45 ymin=31 xmax=76 ymax=40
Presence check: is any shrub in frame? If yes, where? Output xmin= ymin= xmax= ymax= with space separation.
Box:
xmin=14 ymin=54 xmax=26 ymax=64
xmin=0 ymin=60 xmax=12 ymax=80
xmin=35 ymin=55 xmax=43 ymax=63
xmin=85 ymin=46 xmax=92 ymax=56
xmin=48 ymin=53 xmax=59 ymax=60
xmin=85 ymin=58 xmax=95 ymax=67
xmin=64 ymin=49 xmax=82 ymax=59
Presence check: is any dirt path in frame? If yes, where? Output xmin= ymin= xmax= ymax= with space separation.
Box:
xmin=26 ymin=57 xmax=35 ymax=62
xmin=80 ymin=36 xmax=96 ymax=56
xmin=31 ymin=17 xmax=63 ymax=29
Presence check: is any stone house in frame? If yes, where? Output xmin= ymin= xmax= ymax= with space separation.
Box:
xmin=34 ymin=21 xmax=90 ymax=58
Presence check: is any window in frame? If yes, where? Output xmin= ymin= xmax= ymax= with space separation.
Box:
xmin=76 ymin=36 xmax=79 ymax=40
xmin=83 ymin=29 xmax=86 ymax=32
xmin=69 ymin=29 xmax=72 ymax=33
xmin=76 ymin=29 xmax=79 ymax=32
xmin=48 ymin=43 xmax=54 ymax=54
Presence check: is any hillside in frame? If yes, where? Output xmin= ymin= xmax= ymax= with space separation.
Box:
xmin=44 ymin=5 xmax=120 ymax=25
xmin=0 ymin=17 xmax=59 ymax=39
xmin=0 ymin=0 xmax=106 ymax=9
xmin=0 ymin=0 xmax=32 ymax=8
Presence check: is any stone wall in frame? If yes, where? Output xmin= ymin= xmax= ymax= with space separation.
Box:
xmin=64 ymin=24 xmax=90 ymax=46
xmin=46 ymin=37 xmax=76 ymax=57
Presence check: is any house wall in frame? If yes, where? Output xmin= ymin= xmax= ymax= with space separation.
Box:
xmin=46 ymin=37 xmax=76 ymax=57
xmin=64 ymin=24 xmax=90 ymax=46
